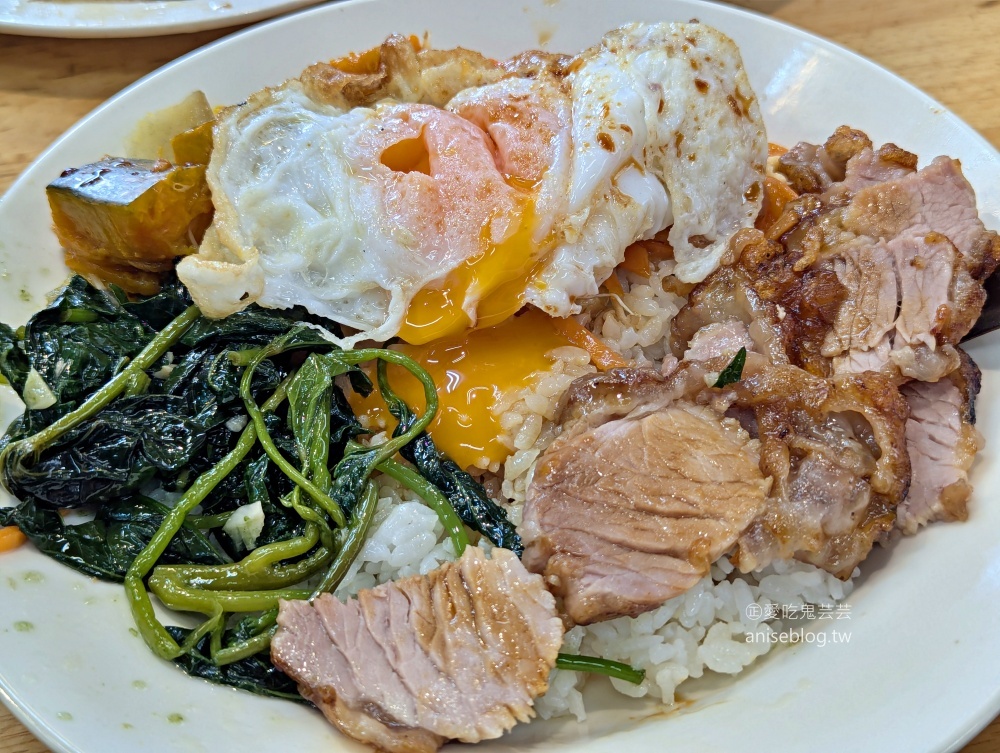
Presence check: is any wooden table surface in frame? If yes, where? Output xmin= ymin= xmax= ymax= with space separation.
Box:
xmin=1 ymin=0 xmax=1000 ymax=750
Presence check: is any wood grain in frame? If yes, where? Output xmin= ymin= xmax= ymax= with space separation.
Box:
xmin=1 ymin=0 xmax=999 ymax=751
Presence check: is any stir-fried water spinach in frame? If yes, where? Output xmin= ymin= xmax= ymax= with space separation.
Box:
xmin=0 ymin=275 xmax=642 ymax=703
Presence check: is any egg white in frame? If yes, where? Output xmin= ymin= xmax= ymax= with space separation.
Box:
xmin=178 ymin=23 xmax=767 ymax=344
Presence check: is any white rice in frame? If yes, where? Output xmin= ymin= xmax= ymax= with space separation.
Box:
xmin=334 ymin=475 xmax=463 ymax=599
xmin=334 ymin=256 xmax=857 ymax=721
xmin=535 ymin=557 xmax=855 ymax=721
xmin=579 ymin=256 xmax=686 ymax=366
xmin=493 ymin=344 xmax=595 ymax=520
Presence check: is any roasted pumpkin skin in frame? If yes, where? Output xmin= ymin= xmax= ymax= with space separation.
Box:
xmin=47 ymin=157 xmax=214 ymax=295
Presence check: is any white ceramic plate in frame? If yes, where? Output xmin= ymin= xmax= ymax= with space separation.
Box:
xmin=0 ymin=0 xmax=327 ymax=38
xmin=2 ymin=1 xmax=1000 ymax=751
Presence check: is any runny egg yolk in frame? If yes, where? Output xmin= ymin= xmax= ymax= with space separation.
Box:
xmin=395 ymin=198 xmax=550 ymax=346
xmin=350 ymin=308 xmax=574 ymax=470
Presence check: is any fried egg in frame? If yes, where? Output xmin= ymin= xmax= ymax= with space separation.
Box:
xmin=177 ymin=23 xmax=766 ymax=347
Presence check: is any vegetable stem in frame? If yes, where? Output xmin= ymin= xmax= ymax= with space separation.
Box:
xmin=186 ymin=511 xmax=233 ymax=529
xmin=313 ymin=479 xmax=379 ymax=595
xmin=0 ymin=304 xmax=201 ymax=474
xmin=150 ymin=538 xmax=332 ymax=595
xmin=125 ymin=378 xmax=289 ymax=661
xmin=59 ymin=308 xmax=100 ymax=324
xmin=243 ymin=346 xmax=438 ymax=531
xmin=375 ymin=358 xmax=519 ymax=552
xmin=240 ymin=340 xmax=347 ymax=528
xmin=214 ymin=624 xmax=278 ymax=666
xmin=149 ymin=567 xmax=312 ymax=613
xmin=555 ymin=653 xmax=646 ymax=684
xmin=344 ymin=349 xmax=439 ymax=459
xmin=240 ymin=522 xmax=320 ymax=576
xmin=377 ymin=457 xmax=468 ymax=557
xmin=123 ymin=370 xmax=151 ymax=398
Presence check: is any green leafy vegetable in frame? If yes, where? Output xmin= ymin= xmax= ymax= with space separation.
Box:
xmin=287 ymin=353 xmax=338 ymax=492
xmin=555 ymin=653 xmax=646 ymax=684
xmin=312 ymin=479 xmax=379 ymax=594
xmin=225 ymin=456 xmax=306 ymax=554
xmin=240 ymin=337 xmax=349 ymax=528
xmin=0 ymin=301 xmax=201 ymax=483
xmin=0 ymin=274 xmax=509 ymax=706
xmin=713 ymin=347 xmax=747 ymax=388
xmin=165 ymin=625 xmax=307 ymax=703
xmin=0 ymin=322 xmax=30 ymax=392
xmin=310 ymin=349 xmax=438 ymax=521
xmin=6 ymin=395 xmax=220 ymax=508
xmin=119 ymin=276 xmax=192 ymax=331
xmin=8 ymin=276 xmax=162 ymax=419
xmin=376 ymin=360 xmax=522 ymax=554
xmin=125 ymin=380 xmax=294 ymax=661
xmin=0 ymin=497 xmax=224 ymax=581
xmin=122 ymin=339 xmax=441 ymax=660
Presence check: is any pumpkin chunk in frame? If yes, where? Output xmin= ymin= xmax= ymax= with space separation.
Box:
xmin=47 ymin=157 xmax=213 ymax=294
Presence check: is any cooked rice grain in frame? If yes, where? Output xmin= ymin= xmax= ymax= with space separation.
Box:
xmin=536 ymin=558 xmax=856 ymax=720
xmin=580 ymin=258 xmax=686 ymax=366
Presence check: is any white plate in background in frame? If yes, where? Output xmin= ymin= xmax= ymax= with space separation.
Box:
xmin=1 ymin=1 xmax=1000 ymax=752
xmin=0 ymin=0 xmax=328 ymax=38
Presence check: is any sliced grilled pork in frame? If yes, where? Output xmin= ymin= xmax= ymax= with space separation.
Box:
xmin=271 ymin=547 xmax=563 ymax=753
xmin=776 ymin=125 xmax=867 ymax=195
xmin=772 ymin=136 xmax=999 ymax=381
xmin=522 ymin=350 xmax=911 ymax=623
xmin=839 ymin=143 xmax=918 ymax=192
xmin=670 ymin=261 xmax=790 ymax=365
xmin=683 ymin=319 xmax=755 ymax=363
xmin=897 ymin=351 xmax=983 ymax=533
xmin=777 ymin=125 xmax=916 ymax=196
xmin=729 ymin=365 xmax=911 ymax=578
xmin=672 ymin=127 xmax=992 ymax=543
xmin=521 ymin=368 xmax=771 ymax=625
xmin=552 ymin=366 xmax=686 ymax=443
xmin=678 ymin=136 xmax=999 ymax=383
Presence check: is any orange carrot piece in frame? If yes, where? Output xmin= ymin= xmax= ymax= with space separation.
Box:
xmin=755 ymin=175 xmax=799 ymax=232
xmin=602 ymin=272 xmax=625 ymax=297
xmin=0 ymin=526 xmax=27 ymax=553
xmin=619 ymin=243 xmax=652 ymax=277
xmin=768 ymin=142 xmax=788 ymax=157
xmin=552 ymin=317 xmax=630 ymax=371
xmin=643 ymin=238 xmax=673 ymax=261
xmin=330 ymin=35 xmax=422 ymax=74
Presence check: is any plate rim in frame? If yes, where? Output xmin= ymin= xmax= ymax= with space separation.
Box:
xmin=0 ymin=0 xmax=326 ymax=38
xmin=2 ymin=1 xmax=1000 ymax=752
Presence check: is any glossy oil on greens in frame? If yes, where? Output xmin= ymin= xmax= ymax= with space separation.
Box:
xmin=0 ymin=274 xmax=641 ymax=702
xmin=0 ymin=275 xmax=514 ymax=701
